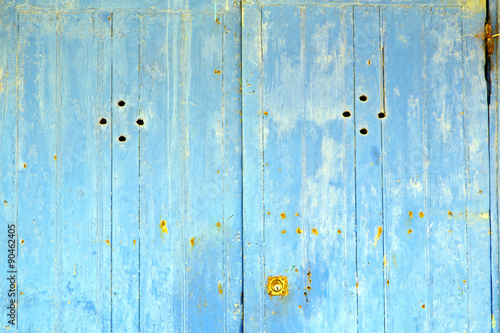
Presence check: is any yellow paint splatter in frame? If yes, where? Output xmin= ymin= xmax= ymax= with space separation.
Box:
xmin=281 ymin=230 xmax=286 ymax=234
xmin=419 ymin=212 xmax=424 ymax=218
xmin=133 ymin=240 xmax=136 ymax=246
xmin=311 ymin=228 xmax=318 ymax=235
xmin=54 ymin=155 xmax=57 ymax=160
xmin=216 ymin=222 xmax=221 ymax=228
xmin=421 ymin=304 xmax=426 ymax=309
xmin=337 ymin=229 xmax=342 ymax=234
xmin=190 ymin=237 xmax=195 ymax=246
xmin=296 ymin=227 xmax=302 ymax=234
xmin=373 ymin=226 xmax=383 ymax=247
xmin=218 ymin=283 xmax=223 ymax=294
xmin=383 ymin=255 xmax=388 ymax=267
xmin=409 ymin=211 xmax=413 ymax=218
xmin=448 ymin=210 xmax=453 ymax=217
xmin=295 ymin=213 xmax=299 ymax=217
xmin=160 ymin=220 xmax=168 ymax=235
xmin=105 ymin=239 xmax=111 ymax=246
xmin=214 ymin=69 xmax=221 ymax=74
xmin=264 ymin=111 xmax=268 ymax=115
xmin=215 ymin=17 xmax=220 ymax=25
xmin=20 ymin=239 xmax=24 ymax=244
xmin=408 ymin=229 xmax=413 ymax=234
xmin=23 ymin=163 xmax=27 ymax=168
xmin=280 ymin=212 xmax=287 ymax=220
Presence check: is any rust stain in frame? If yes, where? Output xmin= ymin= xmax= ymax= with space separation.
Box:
xmin=133 ymin=240 xmax=136 ymax=246
xmin=190 ymin=237 xmax=195 ymax=246
xmin=298 ymin=305 xmax=302 ymax=309
xmin=421 ymin=304 xmax=426 ymax=309
xmin=356 ymin=282 xmax=359 ymax=288
xmin=448 ymin=210 xmax=453 ymax=217
xmin=281 ymin=230 xmax=286 ymax=234
xmin=216 ymin=222 xmax=221 ymax=228
xmin=214 ymin=69 xmax=221 ymax=75
xmin=23 ymin=163 xmax=27 ymax=168
xmin=160 ymin=220 xmax=168 ymax=235
xmin=215 ymin=17 xmax=220 ymax=25
xmin=373 ymin=226 xmax=383 ymax=247
xmin=295 ymin=269 xmax=298 ymax=272
xmin=368 ymin=59 xmax=371 ymax=66
xmin=107 ymin=16 xmax=111 ymax=21
xmin=105 ymin=239 xmax=111 ymax=246
xmin=295 ymin=213 xmax=299 ymax=217
xmin=463 ymin=279 xmax=466 ymax=284
xmin=54 ymin=155 xmax=57 ymax=160
xmin=337 ymin=229 xmax=341 ymax=234
xmin=218 ymin=283 xmax=223 ymax=294
xmin=408 ymin=229 xmax=413 ymax=234
xmin=311 ymin=228 xmax=318 ymax=235
xmin=409 ymin=211 xmax=413 ymax=218
xmin=419 ymin=212 xmax=424 ymax=218
xmin=20 ymin=239 xmax=24 ymax=244
xmin=267 ymin=212 xmax=271 ymax=215
xmin=217 ymin=170 xmax=220 ymax=174
xmin=296 ymin=227 xmax=302 ymax=234
xmin=280 ymin=212 xmax=287 ymax=220
xmin=19 ymin=292 xmax=23 ymax=295
xmin=387 ymin=279 xmax=389 ymax=286
xmin=264 ymin=111 xmax=268 ymax=115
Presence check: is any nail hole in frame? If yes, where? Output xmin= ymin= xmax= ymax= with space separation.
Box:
xmin=118 ymin=100 xmax=126 ymax=107
xmin=359 ymin=95 xmax=368 ymax=102
xmin=378 ymin=112 xmax=386 ymax=119
xmin=99 ymin=118 xmax=107 ymax=125
xmin=342 ymin=111 xmax=351 ymax=118
xmin=136 ymin=118 xmax=144 ymax=126
xmin=118 ymin=136 xmax=127 ymax=142
xmin=360 ymin=128 xmax=368 ymax=135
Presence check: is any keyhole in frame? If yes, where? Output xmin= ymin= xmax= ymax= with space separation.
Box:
xmin=271 ymin=279 xmax=283 ymax=292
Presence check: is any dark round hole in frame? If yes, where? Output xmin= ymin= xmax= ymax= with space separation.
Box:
xmin=118 ymin=100 xmax=126 ymax=107
xmin=359 ymin=95 xmax=368 ymax=102
xmin=378 ymin=112 xmax=386 ymax=119
xmin=360 ymin=128 xmax=368 ymax=135
xmin=136 ymin=118 xmax=144 ymax=126
xmin=118 ymin=135 xmax=127 ymax=142
xmin=99 ymin=118 xmax=107 ymax=125
xmin=342 ymin=111 xmax=351 ymax=118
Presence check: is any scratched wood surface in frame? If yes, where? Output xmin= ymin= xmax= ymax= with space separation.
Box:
xmin=0 ymin=0 xmax=497 ymax=332
xmin=242 ymin=1 xmax=496 ymax=332
xmin=0 ymin=2 xmax=243 ymax=331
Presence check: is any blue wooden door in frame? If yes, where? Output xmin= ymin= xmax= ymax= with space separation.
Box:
xmin=0 ymin=0 xmax=498 ymax=332
xmin=0 ymin=1 xmax=243 ymax=331
xmin=242 ymin=0 xmax=498 ymax=332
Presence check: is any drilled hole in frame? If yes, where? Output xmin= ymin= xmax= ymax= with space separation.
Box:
xmin=360 ymin=128 xmax=368 ymax=135
xmin=118 ymin=135 xmax=127 ymax=142
xmin=99 ymin=118 xmax=107 ymax=125
xmin=342 ymin=111 xmax=351 ymax=118
xmin=378 ymin=112 xmax=386 ymax=119
xmin=136 ymin=118 xmax=144 ymax=126
xmin=118 ymin=100 xmax=126 ymax=107
xmin=359 ymin=95 xmax=368 ymax=102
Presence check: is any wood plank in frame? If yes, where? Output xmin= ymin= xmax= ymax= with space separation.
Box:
xmin=353 ymin=6 xmax=385 ymax=332
xmin=111 ymin=12 xmax=140 ymax=331
xmin=17 ymin=12 xmax=58 ymax=332
xmin=302 ymin=5 xmax=356 ymax=331
xmin=58 ymin=12 xmax=111 ymax=332
xmin=426 ymin=7 xmax=468 ymax=331
xmin=382 ymin=6 xmax=429 ymax=331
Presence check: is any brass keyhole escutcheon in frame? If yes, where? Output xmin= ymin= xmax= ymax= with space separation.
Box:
xmin=267 ymin=276 xmax=288 ymax=298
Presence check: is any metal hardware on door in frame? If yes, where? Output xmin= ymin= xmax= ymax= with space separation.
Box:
xmin=267 ymin=276 xmax=288 ymax=297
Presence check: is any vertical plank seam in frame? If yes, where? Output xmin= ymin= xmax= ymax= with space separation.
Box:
xmin=55 ymin=13 xmax=62 ymax=333
xmin=109 ymin=12 xmax=114 ymax=333
xmin=221 ymin=12 xmax=227 ymax=333
xmin=259 ymin=4 xmax=266 ymax=330
xmin=459 ymin=9 xmax=471 ymax=332
xmin=351 ymin=6 xmax=359 ymax=331
xmin=15 ymin=10 xmax=20 ymax=332
xmin=378 ymin=7 xmax=387 ymax=333
xmin=137 ymin=14 xmax=142 ymax=333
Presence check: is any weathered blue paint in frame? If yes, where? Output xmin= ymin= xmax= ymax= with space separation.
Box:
xmin=0 ymin=0 xmax=498 ymax=332
xmin=243 ymin=0 xmax=496 ymax=332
